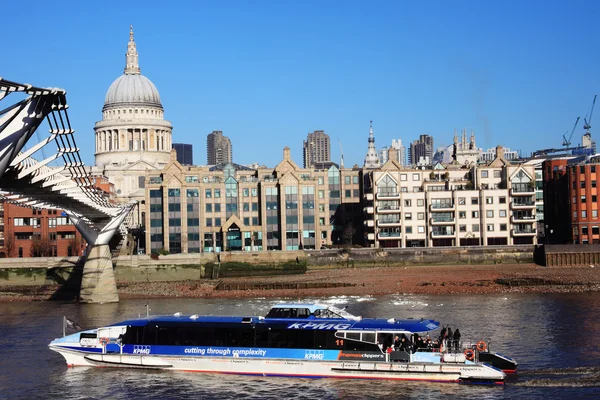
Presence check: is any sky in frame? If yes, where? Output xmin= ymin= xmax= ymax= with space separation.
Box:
xmin=3 ymin=0 xmax=600 ymax=168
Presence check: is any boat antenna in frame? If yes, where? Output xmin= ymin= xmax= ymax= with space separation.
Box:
xmin=145 ymin=303 xmax=150 ymax=318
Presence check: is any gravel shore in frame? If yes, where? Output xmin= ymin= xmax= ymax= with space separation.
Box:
xmin=1 ymin=263 xmax=599 ymax=302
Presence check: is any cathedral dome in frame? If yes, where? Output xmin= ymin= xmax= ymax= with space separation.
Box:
xmin=104 ymin=74 xmax=162 ymax=109
xmin=102 ymin=25 xmax=163 ymax=111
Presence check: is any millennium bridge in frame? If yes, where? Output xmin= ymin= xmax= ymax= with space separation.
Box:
xmin=0 ymin=78 xmax=133 ymax=303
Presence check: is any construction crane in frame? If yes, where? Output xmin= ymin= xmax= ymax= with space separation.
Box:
xmin=583 ymin=94 xmax=597 ymax=133
xmin=562 ymin=116 xmax=581 ymax=147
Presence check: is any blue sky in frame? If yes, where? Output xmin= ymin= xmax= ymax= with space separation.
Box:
xmin=3 ymin=0 xmax=600 ymax=168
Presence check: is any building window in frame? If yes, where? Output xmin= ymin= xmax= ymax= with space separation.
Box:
xmin=473 ymin=224 xmax=480 ymax=232
xmin=412 ymin=174 xmax=420 ymax=181
xmin=405 ymin=213 xmax=412 ymax=220
xmin=581 ymin=181 xmax=586 ymax=189
xmin=593 ymin=226 xmax=600 ymax=235
xmin=499 ymin=210 xmax=507 ymax=217
xmin=205 ymin=189 xmax=212 ymax=198
xmin=472 ymin=211 xmax=479 ymax=218
xmin=494 ymin=170 xmax=501 ymax=178
xmin=593 ymin=210 xmax=598 ymax=218
xmin=418 ymin=226 xmax=425 ymax=233
xmin=417 ymin=199 xmax=424 ymax=206
xmin=500 ymin=224 xmax=507 ymax=231
xmin=593 ymin=181 xmax=597 ymax=188
xmin=318 ymin=177 xmax=324 ymax=185
xmin=582 ymin=195 xmax=587 ymax=203
xmin=486 ymin=197 xmax=493 ymax=204
xmin=459 ymin=211 xmax=466 ymax=219
xmin=499 ymin=197 xmax=506 ymax=204
xmin=486 ymin=210 xmax=494 ymax=218
xmin=471 ymin=197 xmax=478 ymax=205
xmin=345 ymin=176 xmax=351 ymax=185
xmin=405 ymin=200 xmax=411 ymax=207
xmin=582 ymin=210 xmax=587 ymax=218
xmin=243 ymin=188 xmax=249 ymax=197
xmin=405 ymin=226 xmax=413 ymax=233
xmin=487 ymin=224 xmax=494 ymax=231
xmin=581 ymin=166 xmax=585 ymax=174
xmin=593 ymin=196 xmax=597 ymax=203
xmin=417 ymin=212 xmax=425 ymax=220
xmin=459 ymin=225 xmax=466 ymax=232
xmin=206 ymin=218 xmax=212 ymax=227
xmin=345 ymin=190 xmax=352 ymax=198
xmin=481 ymin=171 xmax=488 ymax=178
xmin=582 ymin=226 xmax=588 ymax=235
xmin=353 ymin=176 xmax=359 ymax=184
xmin=458 ymin=197 xmax=465 ymax=205
xmin=574 ymin=211 xmax=578 ymax=219
xmin=400 ymin=174 xmax=407 ymax=181
xmin=205 ymin=204 xmax=212 ymax=212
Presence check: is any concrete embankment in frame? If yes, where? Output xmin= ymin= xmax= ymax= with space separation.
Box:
xmin=0 ymin=245 xmax=535 ymax=287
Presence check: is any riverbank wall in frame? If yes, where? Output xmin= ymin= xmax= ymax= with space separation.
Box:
xmin=0 ymin=245 xmax=534 ymax=287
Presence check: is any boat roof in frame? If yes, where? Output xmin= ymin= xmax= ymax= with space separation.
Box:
xmin=108 ymin=303 xmax=439 ymax=333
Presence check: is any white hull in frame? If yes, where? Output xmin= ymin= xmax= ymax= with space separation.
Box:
xmin=50 ymin=346 xmax=504 ymax=383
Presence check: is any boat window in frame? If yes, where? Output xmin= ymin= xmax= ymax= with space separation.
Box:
xmin=266 ymin=308 xmax=307 ymax=318
xmin=80 ymin=333 xmax=97 ymax=339
xmin=314 ymin=309 xmax=342 ymax=319
xmin=346 ymin=332 xmax=360 ymax=341
xmin=362 ymin=332 xmax=375 ymax=344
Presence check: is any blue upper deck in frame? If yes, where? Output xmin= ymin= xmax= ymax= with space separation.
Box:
xmin=110 ymin=303 xmax=439 ymax=333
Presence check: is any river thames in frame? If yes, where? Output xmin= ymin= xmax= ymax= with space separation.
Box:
xmin=1 ymin=292 xmax=600 ymax=399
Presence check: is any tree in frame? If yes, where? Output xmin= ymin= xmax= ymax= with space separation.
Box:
xmin=342 ymin=223 xmax=356 ymax=246
xmin=4 ymin=234 xmax=16 ymax=258
xmin=31 ymin=236 xmax=53 ymax=257
xmin=68 ymin=236 xmax=83 ymax=257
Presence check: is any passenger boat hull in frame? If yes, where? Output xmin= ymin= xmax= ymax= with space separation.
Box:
xmin=49 ymin=345 xmax=505 ymax=384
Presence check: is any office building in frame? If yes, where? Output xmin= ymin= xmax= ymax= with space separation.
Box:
xmin=302 ymin=130 xmax=331 ymax=168
xmin=408 ymin=134 xmax=434 ymax=166
xmin=172 ymin=143 xmax=193 ymax=165
xmin=207 ymin=130 xmax=232 ymax=165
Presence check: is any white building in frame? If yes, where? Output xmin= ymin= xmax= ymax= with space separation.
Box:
xmin=363 ymin=146 xmax=537 ymax=248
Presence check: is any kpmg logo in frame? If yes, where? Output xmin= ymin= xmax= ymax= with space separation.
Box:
xmin=133 ymin=345 xmax=151 ymax=354
xmin=305 ymin=350 xmax=325 ymax=360
xmin=287 ymin=322 xmax=352 ymax=330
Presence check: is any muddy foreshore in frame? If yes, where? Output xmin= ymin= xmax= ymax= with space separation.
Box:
xmin=1 ymin=263 xmax=599 ymax=302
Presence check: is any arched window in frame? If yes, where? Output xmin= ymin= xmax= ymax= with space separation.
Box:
xmin=377 ymin=175 xmax=398 ymax=196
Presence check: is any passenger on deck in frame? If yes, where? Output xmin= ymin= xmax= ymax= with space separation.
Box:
xmin=446 ymin=327 xmax=453 ymax=350
xmin=393 ymin=335 xmax=401 ymax=349
xmin=453 ymin=329 xmax=461 ymax=351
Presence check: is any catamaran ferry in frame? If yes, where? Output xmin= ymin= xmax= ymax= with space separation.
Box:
xmin=49 ymin=303 xmax=513 ymax=384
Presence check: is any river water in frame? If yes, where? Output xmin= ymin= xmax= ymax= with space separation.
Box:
xmin=1 ymin=292 xmax=600 ymax=399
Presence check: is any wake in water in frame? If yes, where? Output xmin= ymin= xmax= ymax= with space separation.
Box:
xmin=515 ymin=366 xmax=600 ymax=387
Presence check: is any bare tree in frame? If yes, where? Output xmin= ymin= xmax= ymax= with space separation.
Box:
xmin=342 ymin=223 xmax=356 ymax=246
xmin=68 ymin=236 xmax=83 ymax=257
xmin=31 ymin=236 xmax=53 ymax=257
xmin=4 ymin=234 xmax=16 ymax=257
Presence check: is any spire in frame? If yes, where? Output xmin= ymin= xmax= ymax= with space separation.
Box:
xmin=124 ymin=25 xmax=141 ymax=75
xmin=364 ymin=120 xmax=380 ymax=168
xmin=470 ymin=129 xmax=476 ymax=149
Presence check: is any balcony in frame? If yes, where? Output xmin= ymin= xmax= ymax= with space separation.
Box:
xmin=364 ymin=220 xmax=375 ymax=227
xmin=430 ymin=203 xmax=454 ymax=211
xmin=510 ymin=185 xmax=535 ymax=196
xmin=511 ymin=228 xmax=536 ymax=236
xmin=363 ymin=207 xmax=374 ymax=214
xmin=511 ymin=215 xmax=536 ymax=223
xmin=365 ymin=193 xmax=374 ymax=201
xmin=377 ymin=206 xmax=400 ymax=213
xmin=431 ymin=229 xmax=455 ymax=237
xmin=377 ymin=219 xmax=401 ymax=227
xmin=378 ymin=232 xmax=402 ymax=240
xmin=510 ymin=200 xmax=535 ymax=209
xmin=430 ymin=217 xmax=455 ymax=225
xmin=367 ymin=233 xmax=375 ymax=241
xmin=376 ymin=191 xmax=400 ymax=200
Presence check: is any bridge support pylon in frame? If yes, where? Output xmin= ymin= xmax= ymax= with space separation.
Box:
xmin=67 ymin=206 xmax=133 ymax=303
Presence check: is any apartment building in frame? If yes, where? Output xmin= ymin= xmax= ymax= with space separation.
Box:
xmin=544 ymin=155 xmax=600 ymax=244
xmin=145 ymin=148 xmax=362 ymax=253
xmin=362 ymin=146 xmax=537 ymax=248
